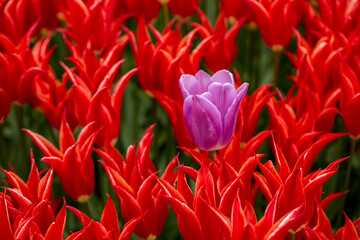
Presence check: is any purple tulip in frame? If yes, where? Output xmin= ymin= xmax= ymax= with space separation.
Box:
xmin=179 ymin=70 xmax=248 ymax=151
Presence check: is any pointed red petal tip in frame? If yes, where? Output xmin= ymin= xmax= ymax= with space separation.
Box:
xmin=59 ymin=110 xmax=76 ymax=153
xmin=119 ymin=212 xmax=147 ymax=240
xmin=23 ymin=129 xmax=63 ymax=158
xmin=44 ymin=199 xmax=67 ymax=240
xmin=162 ymin=195 xmax=204 ymax=240
xmin=100 ymin=194 xmax=120 ymax=237
xmin=0 ymin=192 xmax=14 ymax=240
xmin=342 ymin=213 xmax=359 ymax=239
xmin=321 ymin=191 xmax=348 ymax=210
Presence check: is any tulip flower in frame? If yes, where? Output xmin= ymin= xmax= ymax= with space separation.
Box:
xmin=179 ymin=70 xmax=248 ymax=151
xmin=253 ymin=148 xmax=347 ymax=239
xmin=1 ymin=150 xmax=53 ymax=204
xmin=97 ymin=125 xmax=178 ymax=239
xmin=0 ymin=0 xmax=63 ymax=44
xmin=287 ymin=29 xmax=345 ymax=96
xmin=0 ymin=31 xmax=56 ymax=108
xmin=340 ymin=63 xmax=360 ymax=139
xmin=192 ymin=10 xmax=245 ymax=73
xmin=221 ymin=0 xmax=254 ymax=23
xmin=67 ymin=195 xmax=143 ymax=240
xmin=0 ymin=193 xmax=67 ymax=240
xmin=167 ymin=0 xmax=199 ymax=18
xmin=63 ymin=0 xmax=128 ymax=53
xmin=0 ymin=154 xmax=66 ymax=240
xmin=335 ymin=214 xmax=360 ymax=239
xmin=59 ymin=48 xmax=137 ymax=145
xmin=24 ymin=114 xmax=99 ymax=202
xmin=125 ymin=0 xmax=161 ymax=22
xmin=158 ymin=157 xmax=262 ymax=240
xmin=125 ymin=18 xmax=211 ymax=103
xmin=247 ymin=0 xmax=304 ymax=50
xmin=266 ymin=90 xmax=344 ymax=169
xmin=315 ymin=0 xmax=360 ymax=36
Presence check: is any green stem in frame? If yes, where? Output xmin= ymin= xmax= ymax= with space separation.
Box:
xmin=48 ymin=122 xmax=59 ymax=148
xmin=15 ymin=105 xmax=28 ymax=171
xmin=81 ymin=200 xmax=93 ymax=219
xmin=132 ymin=84 xmax=140 ymax=146
xmin=0 ymin=123 xmax=8 ymax=167
xmin=202 ymin=0 xmax=207 ymax=19
xmin=248 ymin=26 xmax=257 ymax=92
xmin=162 ymin=3 xmax=169 ymax=26
xmin=345 ymin=138 xmax=356 ymax=194
xmin=166 ymin=117 xmax=175 ymax=164
xmin=209 ymin=151 xmax=215 ymax=161
xmin=291 ymin=233 xmax=295 ymax=240
xmin=273 ymin=49 xmax=282 ymax=86
xmin=152 ymin=98 xmax=159 ymax=163
xmin=336 ymin=137 xmax=356 ymax=228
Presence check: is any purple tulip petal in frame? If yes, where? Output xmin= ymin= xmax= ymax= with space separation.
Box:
xmin=194 ymin=70 xmax=211 ymax=92
xmin=221 ymin=83 xmax=249 ymax=146
xmin=206 ymin=82 xmax=237 ymax=118
xmin=183 ymin=95 xmax=222 ymax=151
xmin=209 ymin=70 xmax=234 ymax=86
xmin=179 ymin=74 xmax=200 ymax=99
xmin=180 ymin=69 xmax=249 ymax=151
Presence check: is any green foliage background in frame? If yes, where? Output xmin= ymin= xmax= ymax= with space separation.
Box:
xmin=0 ymin=0 xmax=358 ymax=238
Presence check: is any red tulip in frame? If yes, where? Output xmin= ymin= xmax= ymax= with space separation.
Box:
xmin=126 ymin=17 xmax=211 ymax=103
xmin=0 ymin=0 xmax=38 ymax=44
xmin=247 ymin=0 xmax=304 ymax=50
xmin=316 ymin=0 xmax=360 ymax=36
xmin=192 ymin=10 xmax=245 ymax=72
xmin=97 ymin=125 xmax=178 ymax=239
xmin=340 ymin=63 xmax=360 ymax=139
xmin=44 ymin=200 xmax=67 ymax=240
xmin=0 ymin=189 xmax=66 ymax=240
xmin=167 ymin=0 xmax=200 ymax=18
xmin=1 ymin=154 xmax=61 ymax=239
xmin=64 ymin=36 xmax=128 ymax=95
xmin=267 ymin=92 xmax=345 ymax=169
xmin=125 ymin=0 xmax=161 ymax=22
xmin=62 ymin=0 xmax=127 ymax=53
xmin=0 ymin=192 xmax=15 ymax=240
xmin=24 ymin=116 xmax=99 ymax=202
xmin=0 ymin=32 xmax=56 ymax=108
xmin=158 ymin=154 xmax=262 ymax=240
xmin=33 ymin=70 xmax=75 ymax=130
xmin=255 ymin=155 xmax=346 ymax=239
xmin=2 ymin=150 xmax=53 ymax=203
xmin=334 ymin=214 xmax=360 ymax=240
xmin=293 ymin=85 xmax=340 ymax=133
xmin=0 ymin=0 xmax=63 ymax=44
xmin=288 ymin=29 xmax=345 ymax=95
xmin=60 ymin=57 xmax=137 ymax=145
xmin=56 ymin=35 xmax=134 ymax=144
xmin=67 ymin=195 xmax=143 ymax=240
xmin=221 ymin=0 xmax=255 ymax=23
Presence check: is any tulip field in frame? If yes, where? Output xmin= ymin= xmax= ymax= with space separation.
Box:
xmin=1 ymin=0 xmax=360 ymax=239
